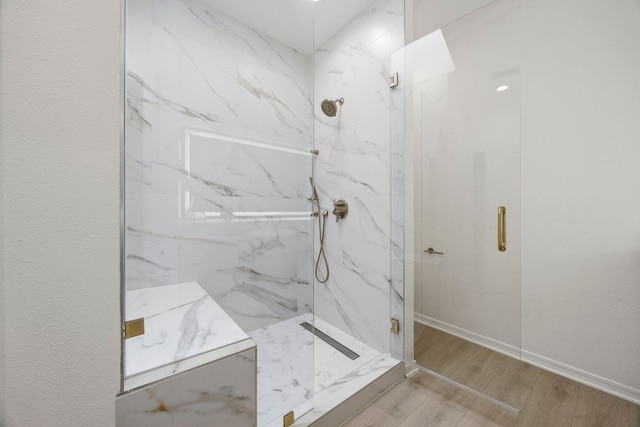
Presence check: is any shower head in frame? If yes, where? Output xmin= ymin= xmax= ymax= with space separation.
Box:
xmin=320 ymin=98 xmax=344 ymax=117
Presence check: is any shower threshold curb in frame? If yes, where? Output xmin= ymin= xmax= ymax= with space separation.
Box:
xmin=293 ymin=354 xmax=404 ymax=427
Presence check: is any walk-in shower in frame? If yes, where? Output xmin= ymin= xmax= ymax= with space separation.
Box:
xmin=118 ymin=0 xmax=405 ymax=425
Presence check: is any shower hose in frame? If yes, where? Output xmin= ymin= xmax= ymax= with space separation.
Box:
xmin=315 ymin=210 xmax=330 ymax=283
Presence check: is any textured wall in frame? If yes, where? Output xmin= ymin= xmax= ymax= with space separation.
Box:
xmin=1 ymin=1 xmax=121 ymax=425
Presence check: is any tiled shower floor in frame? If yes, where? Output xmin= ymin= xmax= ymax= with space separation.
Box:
xmin=248 ymin=313 xmax=382 ymax=427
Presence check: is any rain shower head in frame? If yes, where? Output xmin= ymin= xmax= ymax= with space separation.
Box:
xmin=320 ymin=98 xmax=344 ymax=117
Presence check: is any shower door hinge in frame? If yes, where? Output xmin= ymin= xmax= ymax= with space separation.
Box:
xmin=390 ymin=318 xmax=400 ymax=335
xmin=283 ymin=410 xmax=295 ymax=427
xmin=123 ymin=317 xmax=145 ymax=339
xmin=390 ymin=72 xmax=399 ymax=88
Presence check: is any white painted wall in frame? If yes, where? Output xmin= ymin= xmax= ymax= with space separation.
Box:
xmin=1 ymin=1 xmax=121 ymax=426
xmin=519 ymin=0 xmax=640 ymax=398
xmin=410 ymin=0 xmax=494 ymax=42
xmin=409 ymin=0 xmax=640 ymax=400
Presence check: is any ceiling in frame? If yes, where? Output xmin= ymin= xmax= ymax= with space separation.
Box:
xmin=198 ymin=0 xmax=378 ymax=54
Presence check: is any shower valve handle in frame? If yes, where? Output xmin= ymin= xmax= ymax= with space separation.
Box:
xmin=333 ymin=200 xmax=349 ymax=222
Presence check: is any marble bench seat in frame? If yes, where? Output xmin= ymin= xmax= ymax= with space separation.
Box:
xmin=124 ymin=281 xmax=251 ymax=390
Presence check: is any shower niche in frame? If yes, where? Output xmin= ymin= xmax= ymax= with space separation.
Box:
xmin=119 ymin=0 xmax=406 ymax=426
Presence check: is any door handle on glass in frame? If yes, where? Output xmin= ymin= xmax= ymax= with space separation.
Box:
xmin=498 ymin=206 xmax=506 ymax=252
xmin=425 ymin=247 xmax=444 ymax=255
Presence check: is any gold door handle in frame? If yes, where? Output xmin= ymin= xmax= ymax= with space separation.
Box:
xmin=498 ymin=206 xmax=506 ymax=252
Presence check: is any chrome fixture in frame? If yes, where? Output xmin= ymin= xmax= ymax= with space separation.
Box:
xmin=332 ymin=199 xmax=348 ymax=222
xmin=309 ymin=178 xmax=329 ymax=283
xmin=320 ymin=97 xmax=344 ymax=117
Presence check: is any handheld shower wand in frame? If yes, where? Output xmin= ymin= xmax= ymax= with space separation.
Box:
xmin=309 ymin=177 xmax=329 ymax=284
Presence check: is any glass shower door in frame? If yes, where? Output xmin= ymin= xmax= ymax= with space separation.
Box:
xmin=122 ymin=0 xmax=316 ymax=424
xmin=393 ymin=0 xmax=524 ymax=409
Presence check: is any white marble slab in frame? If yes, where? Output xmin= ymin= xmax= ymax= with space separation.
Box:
xmin=294 ymin=354 xmax=402 ymax=427
xmin=125 ymin=282 xmax=249 ymax=380
xmin=117 ymin=346 xmax=257 ymax=427
xmin=312 ymin=316 xmax=382 ymax=391
xmin=125 ymin=0 xmax=315 ymax=336
xmin=312 ymin=0 xmax=405 ymax=356
xmin=248 ymin=313 xmax=382 ymax=427
xmin=249 ymin=314 xmax=314 ymax=427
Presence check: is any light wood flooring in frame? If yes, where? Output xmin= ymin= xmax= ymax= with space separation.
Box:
xmin=342 ymin=323 xmax=640 ymax=426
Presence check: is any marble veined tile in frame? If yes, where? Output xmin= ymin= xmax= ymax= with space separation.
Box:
xmin=312 ymin=316 xmax=382 ymax=391
xmin=117 ymin=346 xmax=256 ymax=427
xmin=127 ymin=2 xmax=312 ymax=145
xmin=317 ymin=0 xmax=403 ymax=54
xmin=125 ymin=282 xmax=249 ymax=378
xmin=248 ymin=313 xmax=383 ymax=427
xmin=249 ymin=314 xmax=314 ymax=427
xmin=312 ymin=0 xmax=404 ymax=360
xmin=294 ymin=353 xmax=402 ymax=427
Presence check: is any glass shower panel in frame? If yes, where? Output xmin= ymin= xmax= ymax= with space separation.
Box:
xmin=123 ymin=0 xmax=315 ymax=423
xmin=392 ymin=0 xmax=523 ymax=409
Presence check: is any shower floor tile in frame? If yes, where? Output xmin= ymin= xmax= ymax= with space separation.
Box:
xmin=248 ymin=313 xmax=381 ymax=427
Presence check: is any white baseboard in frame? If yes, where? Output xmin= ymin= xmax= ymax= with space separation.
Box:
xmin=414 ymin=314 xmax=640 ymax=405
xmin=520 ymin=350 xmax=640 ymax=406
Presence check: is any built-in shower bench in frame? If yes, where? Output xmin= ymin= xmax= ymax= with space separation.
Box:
xmin=123 ymin=281 xmax=254 ymax=389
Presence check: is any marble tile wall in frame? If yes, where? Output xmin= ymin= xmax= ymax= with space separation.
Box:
xmin=125 ymin=0 xmax=314 ymax=333
xmin=313 ymin=0 xmax=405 ymax=353
xmin=126 ymin=0 xmax=405 ymax=370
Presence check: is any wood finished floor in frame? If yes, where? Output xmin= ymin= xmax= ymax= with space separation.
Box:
xmin=343 ymin=323 xmax=640 ymax=427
